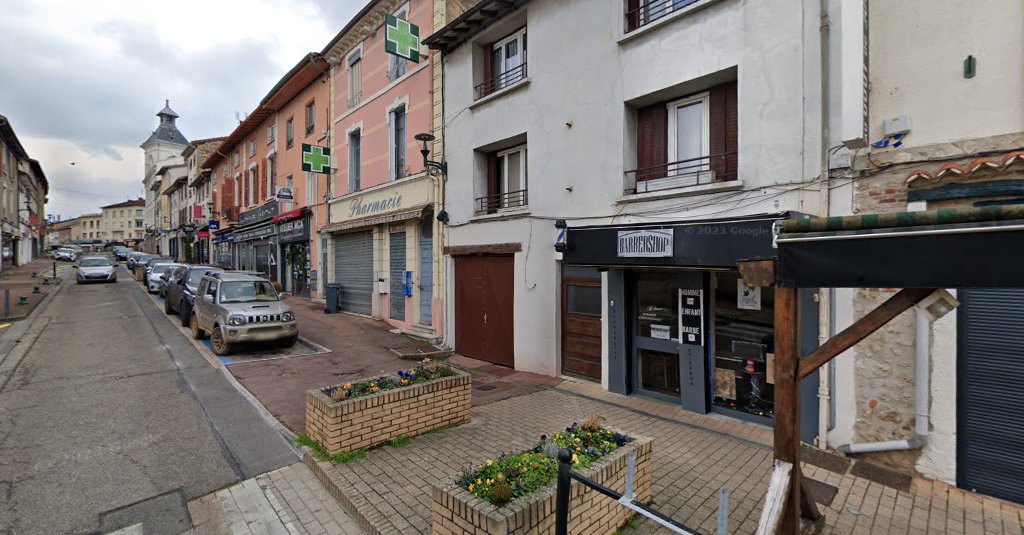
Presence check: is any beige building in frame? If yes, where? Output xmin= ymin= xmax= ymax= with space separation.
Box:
xmin=0 ymin=114 xmax=48 ymax=268
xmin=74 ymin=213 xmax=103 ymax=242
xmin=100 ymin=199 xmax=145 ymax=244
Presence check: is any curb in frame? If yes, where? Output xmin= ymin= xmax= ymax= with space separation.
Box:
xmin=301 ymin=449 xmax=385 ymax=535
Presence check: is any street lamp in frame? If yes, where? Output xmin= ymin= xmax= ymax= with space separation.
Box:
xmin=415 ymin=133 xmax=447 ymax=174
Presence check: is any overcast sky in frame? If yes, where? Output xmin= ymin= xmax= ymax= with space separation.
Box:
xmin=0 ymin=0 xmax=365 ymax=220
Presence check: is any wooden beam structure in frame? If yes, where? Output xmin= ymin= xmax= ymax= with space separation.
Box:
xmin=797 ymin=287 xmax=935 ymax=380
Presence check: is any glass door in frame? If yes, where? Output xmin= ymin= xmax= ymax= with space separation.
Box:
xmin=631 ymin=270 xmax=706 ymax=411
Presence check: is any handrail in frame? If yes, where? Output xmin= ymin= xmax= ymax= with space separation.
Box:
xmin=475 ymin=188 xmax=528 ymax=213
xmin=625 ymin=151 xmax=737 ymax=186
xmin=625 ymin=0 xmax=701 ymax=32
xmin=475 ymin=62 xmax=528 ymax=99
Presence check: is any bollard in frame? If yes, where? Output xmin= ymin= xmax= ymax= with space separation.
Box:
xmin=53 ymin=259 xmax=57 ymax=278
xmin=3 ymin=289 xmax=8 ymax=316
xmin=555 ymin=448 xmax=572 ymax=535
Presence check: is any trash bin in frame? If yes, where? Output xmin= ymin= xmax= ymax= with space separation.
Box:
xmin=325 ymin=283 xmax=342 ymax=314
xmin=134 ymin=265 xmax=146 ymax=282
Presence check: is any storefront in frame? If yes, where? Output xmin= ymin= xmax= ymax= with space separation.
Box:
xmin=563 ymin=214 xmax=819 ymax=441
xmin=276 ymin=208 xmax=311 ymax=298
xmin=194 ymin=229 xmax=210 ymax=264
xmin=212 ymin=232 xmax=234 ymax=268
xmin=234 ymin=203 xmax=280 ymax=283
xmin=323 ymin=174 xmax=440 ymax=333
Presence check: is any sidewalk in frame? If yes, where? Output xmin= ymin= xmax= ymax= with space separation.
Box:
xmin=227 ymin=297 xmax=442 ymax=433
xmin=0 ymin=257 xmax=70 ymax=321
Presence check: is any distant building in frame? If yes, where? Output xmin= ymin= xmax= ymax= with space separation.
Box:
xmin=100 ymin=199 xmax=145 ymax=245
xmin=0 ymin=114 xmax=48 ymax=269
xmin=141 ymin=101 xmax=189 ymax=253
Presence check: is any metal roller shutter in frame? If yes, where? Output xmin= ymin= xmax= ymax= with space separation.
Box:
xmin=389 ymin=232 xmax=406 ymax=321
xmin=334 ymin=231 xmax=373 ymax=315
xmin=418 ymin=218 xmax=432 ymax=325
xmin=958 ymin=289 xmax=1024 ymax=504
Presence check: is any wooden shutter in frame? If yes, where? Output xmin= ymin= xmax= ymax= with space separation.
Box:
xmin=486 ymin=152 xmax=498 ymax=214
xmin=261 ymin=162 xmax=268 ymax=201
xmin=636 ymin=103 xmax=667 ymax=182
xmin=626 ymin=0 xmax=640 ymax=31
xmin=482 ymin=44 xmax=493 ymax=96
xmin=709 ymin=81 xmax=738 ymax=182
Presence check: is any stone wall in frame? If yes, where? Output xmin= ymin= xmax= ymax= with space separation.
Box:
xmin=431 ymin=436 xmax=653 ymax=535
xmin=305 ymin=370 xmax=471 ymax=455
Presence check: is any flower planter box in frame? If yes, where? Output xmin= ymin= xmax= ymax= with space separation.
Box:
xmin=305 ymin=369 xmax=471 ymax=455
xmin=431 ymin=433 xmax=653 ymax=535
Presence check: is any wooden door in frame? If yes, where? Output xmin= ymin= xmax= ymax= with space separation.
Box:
xmin=561 ymin=266 xmax=602 ymax=380
xmin=455 ymin=255 xmax=514 ymax=366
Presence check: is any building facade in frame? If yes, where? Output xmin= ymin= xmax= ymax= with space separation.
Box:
xmin=183 ymin=138 xmax=224 ymax=265
xmin=73 ymin=213 xmax=103 ymax=242
xmin=141 ymin=101 xmax=189 ymax=254
xmin=100 ymin=199 xmax=145 ymax=244
xmin=0 ymin=115 xmax=47 ymax=268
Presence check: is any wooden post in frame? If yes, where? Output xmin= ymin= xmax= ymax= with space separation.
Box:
xmin=773 ymin=286 xmax=802 ymax=534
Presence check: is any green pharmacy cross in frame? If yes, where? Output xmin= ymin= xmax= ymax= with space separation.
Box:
xmin=302 ymin=144 xmax=331 ymax=174
xmin=385 ymin=14 xmax=420 ymax=63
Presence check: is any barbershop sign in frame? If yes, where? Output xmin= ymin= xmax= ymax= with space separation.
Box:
xmin=617 ymin=229 xmax=673 ymax=258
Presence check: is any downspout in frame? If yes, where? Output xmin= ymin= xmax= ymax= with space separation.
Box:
xmin=817 ymin=0 xmax=833 ymax=449
xmin=838 ymin=308 xmax=929 ymax=453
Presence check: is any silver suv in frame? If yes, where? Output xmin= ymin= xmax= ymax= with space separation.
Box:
xmin=190 ymin=272 xmax=298 ymax=355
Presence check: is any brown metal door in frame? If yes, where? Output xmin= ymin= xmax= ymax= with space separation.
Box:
xmin=561 ymin=266 xmax=602 ymax=380
xmin=454 ymin=255 xmax=514 ymax=366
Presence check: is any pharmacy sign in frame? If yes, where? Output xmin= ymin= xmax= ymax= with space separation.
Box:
xmin=385 ymin=14 xmax=420 ymax=63
xmin=301 ymin=144 xmax=331 ymax=174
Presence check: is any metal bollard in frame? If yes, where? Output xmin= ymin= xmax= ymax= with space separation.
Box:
xmin=555 ymin=448 xmax=572 ymax=535
xmin=3 ymin=289 xmax=8 ymax=317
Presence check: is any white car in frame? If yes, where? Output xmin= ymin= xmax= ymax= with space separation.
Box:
xmin=54 ymin=248 xmax=78 ymax=262
xmin=76 ymin=256 xmax=117 ymax=284
xmin=147 ymin=262 xmax=183 ymax=294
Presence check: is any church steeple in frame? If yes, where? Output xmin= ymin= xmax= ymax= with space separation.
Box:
xmin=157 ymin=99 xmax=179 ymax=126
xmin=142 ymin=99 xmax=188 ymax=148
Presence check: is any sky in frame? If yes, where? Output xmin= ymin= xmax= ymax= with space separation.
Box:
xmin=0 ymin=0 xmax=366 ymax=220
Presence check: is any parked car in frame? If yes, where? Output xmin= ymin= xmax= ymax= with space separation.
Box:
xmin=75 ymin=256 xmax=116 ymax=284
xmin=164 ymin=265 xmax=224 ymax=326
xmin=147 ymin=262 xmax=183 ymax=294
xmin=141 ymin=257 xmax=173 ymax=285
xmin=191 ymin=272 xmax=298 ymax=355
xmin=126 ymin=252 xmax=147 ymax=269
xmin=114 ymin=247 xmax=134 ymax=261
xmin=54 ymin=248 xmax=78 ymax=262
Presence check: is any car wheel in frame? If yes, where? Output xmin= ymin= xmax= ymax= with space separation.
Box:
xmin=179 ymin=307 xmax=191 ymax=327
xmin=210 ymin=326 xmax=232 ymax=356
xmin=190 ymin=314 xmax=207 ymax=340
xmin=277 ymin=336 xmax=298 ymax=348
xmin=164 ymin=297 xmax=174 ymax=315
xmin=111 ymin=277 xmax=117 ymax=283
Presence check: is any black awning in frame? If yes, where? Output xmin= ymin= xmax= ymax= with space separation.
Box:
xmin=777 ymin=206 xmax=1024 ymax=288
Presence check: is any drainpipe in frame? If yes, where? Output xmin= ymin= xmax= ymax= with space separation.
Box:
xmin=838 ymin=309 xmax=929 ymax=454
xmin=816 ymin=0 xmax=833 ymax=449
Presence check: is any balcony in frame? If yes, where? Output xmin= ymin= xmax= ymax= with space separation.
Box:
xmin=625 ymin=0 xmax=701 ymax=33
xmin=475 ymin=63 xmax=527 ymax=100
xmin=624 ymin=151 xmax=736 ymax=194
xmin=475 ymin=189 xmax=528 ymax=214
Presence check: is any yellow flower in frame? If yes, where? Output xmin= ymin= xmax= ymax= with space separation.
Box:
xmin=468 ymin=484 xmax=475 ymax=492
xmin=576 ymin=447 xmax=582 ymax=452
xmin=486 ymin=459 xmax=494 ymax=466
xmin=486 ymin=479 xmax=493 ymax=485
xmin=571 ymin=454 xmax=579 ymax=464
xmin=476 ymin=479 xmax=482 ymax=485
xmin=343 ymin=383 xmax=352 ymax=389
xmin=401 ymin=379 xmax=409 ymax=385
xmin=497 ymin=474 xmax=504 ymax=482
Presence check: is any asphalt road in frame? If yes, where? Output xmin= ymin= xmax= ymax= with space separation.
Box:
xmin=0 ymin=266 xmax=297 ymax=534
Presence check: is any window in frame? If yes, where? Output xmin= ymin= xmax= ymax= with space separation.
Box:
xmin=233 ymin=175 xmax=241 ymax=207
xmin=347 ymin=50 xmax=363 ymax=107
xmin=286 ymin=175 xmax=293 ymax=200
xmin=481 ymin=28 xmax=527 ymax=98
xmin=626 ymin=0 xmax=701 ymax=32
xmin=267 ymin=124 xmax=276 ymax=144
xmin=348 ymin=129 xmax=362 ymax=192
xmin=120 ymin=209 xmax=124 ymax=217
xmin=268 ymin=156 xmax=277 ymax=197
xmin=305 ymin=101 xmax=315 ymax=136
xmin=247 ymin=168 xmax=255 ymax=206
xmin=388 ymin=105 xmax=406 ymax=180
xmin=305 ymin=172 xmax=315 ymax=206
xmin=387 ymin=5 xmax=409 ymax=81
xmin=286 ymin=117 xmax=294 ymax=148
xmin=233 ymin=152 xmax=240 ymax=168
xmin=248 ymin=140 xmax=256 ymax=157
xmin=630 ymin=81 xmax=736 ymax=189
xmin=479 ymin=144 xmax=528 ymax=213
xmin=136 ymin=209 xmax=142 ymax=216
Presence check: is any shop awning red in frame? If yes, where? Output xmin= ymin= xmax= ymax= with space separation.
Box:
xmin=273 ymin=207 xmax=306 ymax=223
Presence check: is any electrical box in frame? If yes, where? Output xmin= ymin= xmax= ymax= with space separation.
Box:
xmin=377 ymin=278 xmax=388 ymax=294
xmin=883 ymin=115 xmax=912 ymax=137
xmin=403 ymin=271 xmax=413 ymax=297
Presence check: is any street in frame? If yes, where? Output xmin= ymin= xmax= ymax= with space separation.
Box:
xmin=0 ymin=266 xmax=297 ymax=534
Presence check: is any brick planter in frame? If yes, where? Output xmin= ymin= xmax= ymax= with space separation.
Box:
xmin=305 ymin=370 xmax=471 ymax=455
xmin=431 ymin=434 xmax=653 ymax=535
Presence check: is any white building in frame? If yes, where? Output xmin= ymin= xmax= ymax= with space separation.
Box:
xmin=141 ymin=101 xmax=189 ymax=254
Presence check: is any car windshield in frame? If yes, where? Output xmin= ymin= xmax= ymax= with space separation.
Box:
xmin=187 ymin=268 xmax=220 ymax=287
xmin=79 ymin=258 xmax=111 ymax=267
xmin=219 ymin=281 xmax=279 ymax=303
xmin=151 ymin=264 xmax=175 ymax=274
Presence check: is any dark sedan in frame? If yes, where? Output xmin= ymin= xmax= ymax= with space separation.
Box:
xmin=164 ymin=265 xmax=224 ymax=326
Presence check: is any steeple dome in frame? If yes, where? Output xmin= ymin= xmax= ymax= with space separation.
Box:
xmin=142 ymin=99 xmax=188 ymax=147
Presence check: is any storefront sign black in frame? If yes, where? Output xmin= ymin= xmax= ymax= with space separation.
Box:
xmin=278 ymin=217 xmax=309 ymax=244
xmin=235 ymin=224 xmax=276 ymax=242
xmin=239 ymin=203 xmax=280 ymax=226
xmin=617 ymin=229 xmax=673 ymax=258
xmin=679 ymin=288 xmax=703 ymax=346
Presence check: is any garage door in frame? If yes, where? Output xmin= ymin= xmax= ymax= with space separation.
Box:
xmin=454 ymin=255 xmax=514 ymax=367
xmin=958 ymin=289 xmax=1024 ymax=504
xmin=389 ymin=232 xmax=406 ymax=321
xmin=333 ymin=231 xmax=373 ymax=315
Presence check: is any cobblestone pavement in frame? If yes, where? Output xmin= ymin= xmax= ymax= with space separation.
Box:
xmin=304 ymin=381 xmax=1024 ymax=535
xmin=181 ymin=463 xmax=365 ymax=535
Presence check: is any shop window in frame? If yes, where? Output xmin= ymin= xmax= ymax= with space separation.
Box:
xmin=712 ymin=271 xmax=775 ymax=418
xmin=636 ymin=276 xmax=678 ymax=340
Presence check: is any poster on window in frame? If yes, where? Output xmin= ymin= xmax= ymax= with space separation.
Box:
xmin=737 ymin=279 xmax=762 ymax=310
xmin=678 ymin=288 xmax=703 ymax=346
xmin=650 ymin=324 xmax=671 ymax=340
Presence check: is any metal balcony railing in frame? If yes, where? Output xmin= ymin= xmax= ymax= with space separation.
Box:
xmin=475 ymin=63 xmax=527 ymax=100
xmin=475 ymin=189 xmax=528 ymax=214
xmin=624 ymin=151 xmax=736 ymax=193
xmin=625 ymin=0 xmax=701 ymax=32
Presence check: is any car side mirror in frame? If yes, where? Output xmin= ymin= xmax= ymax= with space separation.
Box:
xmin=202 ymin=295 xmax=213 ymax=304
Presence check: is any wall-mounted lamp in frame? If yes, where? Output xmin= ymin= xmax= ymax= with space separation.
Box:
xmin=415 ymin=133 xmax=447 ymax=174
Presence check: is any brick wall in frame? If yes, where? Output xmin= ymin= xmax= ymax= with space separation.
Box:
xmin=306 ymin=371 xmax=471 ymax=455
xmin=431 ymin=435 xmax=653 ymax=535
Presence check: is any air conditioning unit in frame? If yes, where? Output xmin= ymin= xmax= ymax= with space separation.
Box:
xmin=636 ymin=171 xmax=715 ymax=193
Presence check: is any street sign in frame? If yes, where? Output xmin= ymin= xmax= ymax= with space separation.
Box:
xmin=301 ymin=144 xmax=331 ymax=174
xmin=276 ymin=187 xmax=294 ymax=201
xmin=385 ymin=14 xmax=420 ymax=63
xmin=182 ymin=223 xmax=196 ymax=234
xmin=209 ymin=220 xmax=220 ymax=230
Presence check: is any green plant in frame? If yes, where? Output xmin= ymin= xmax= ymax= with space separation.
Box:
xmin=296 ymin=434 xmax=368 ymax=464
xmin=286 ymin=244 xmax=307 ymax=271
xmin=322 ymin=362 xmax=456 ymax=401
xmin=390 ymin=436 xmax=410 ymax=448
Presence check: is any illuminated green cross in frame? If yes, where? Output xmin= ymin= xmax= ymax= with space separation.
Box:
xmin=302 ymin=144 xmax=331 ymax=174
xmin=385 ymin=14 xmax=420 ymax=63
